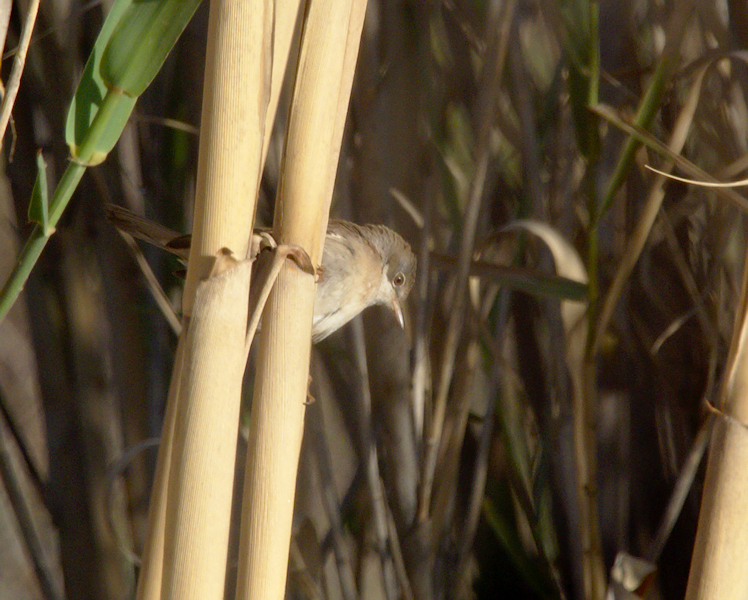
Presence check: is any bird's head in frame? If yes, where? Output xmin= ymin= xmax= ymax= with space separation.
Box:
xmin=365 ymin=225 xmax=417 ymax=328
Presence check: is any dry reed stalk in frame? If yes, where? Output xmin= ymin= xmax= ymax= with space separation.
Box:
xmin=685 ymin=246 xmax=748 ymax=600
xmin=137 ymin=1 xmax=272 ymax=599
xmin=234 ymin=0 xmax=369 ymax=598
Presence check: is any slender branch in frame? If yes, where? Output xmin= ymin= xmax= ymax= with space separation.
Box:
xmin=0 ymin=408 xmax=63 ymax=600
xmin=0 ymin=0 xmax=40 ymax=148
xmin=418 ymin=0 xmax=516 ymax=522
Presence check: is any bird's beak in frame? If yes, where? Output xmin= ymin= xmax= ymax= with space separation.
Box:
xmin=389 ymin=295 xmax=405 ymax=329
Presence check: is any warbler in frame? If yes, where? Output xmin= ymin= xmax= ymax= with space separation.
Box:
xmin=106 ymin=205 xmax=416 ymax=342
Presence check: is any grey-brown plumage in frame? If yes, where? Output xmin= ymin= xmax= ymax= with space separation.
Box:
xmin=106 ymin=206 xmax=416 ymax=342
xmin=312 ymin=220 xmax=416 ymax=342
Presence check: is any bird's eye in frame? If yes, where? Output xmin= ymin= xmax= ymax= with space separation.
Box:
xmin=393 ymin=272 xmax=406 ymax=287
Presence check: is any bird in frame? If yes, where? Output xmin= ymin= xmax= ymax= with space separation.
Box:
xmin=106 ymin=205 xmax=416 ymax=342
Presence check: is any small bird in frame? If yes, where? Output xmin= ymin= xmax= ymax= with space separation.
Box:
xmin=106 ymin=205 xmax=416 ymax=342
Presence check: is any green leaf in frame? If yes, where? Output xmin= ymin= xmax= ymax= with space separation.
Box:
xmin=558 ymin=0 xmax=599 ymax=161
xmin=65 ymin=0 xmax=137 ymax=164
xmin=432 ymin=252 xmax=588 ymax=302
xmin=100 ymin=0 xmax=202 ymax=98
xmin=28 ymin=152 xmax=52 ymax=236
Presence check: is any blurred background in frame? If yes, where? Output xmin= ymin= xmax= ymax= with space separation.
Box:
xmin=1 ymin=0 xmax=746 ymax=598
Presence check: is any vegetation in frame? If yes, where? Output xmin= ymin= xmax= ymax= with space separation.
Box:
xmin=1 ymin=0 xmax=747 ymax=599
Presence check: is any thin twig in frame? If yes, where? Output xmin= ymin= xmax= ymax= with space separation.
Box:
xmin=592 ymin=63 xmax=710 ymax=356
xmin=0 ymin=411 xmax=63 ymax=600
xmin=0 ymin=1 xmax=12 ymax=57
xmin=0 ymin=385 xmax=46 ymax=499
xmin=385 ymin=499 xmax=415 ymax=600
xmin=418 ymin=0 xmax=517 ymax=522
xmin=116 ymin=230 xmax=182 ymax=336
xmin=106 ymin=437 xmax=161 ymax=567
xmin=351 ymin=316 xmax=401 ymax=600
xmin=591 ymin=103 xmax=748 ymax=214
xmin=411 ymin=175 xmax=436 ymax=441
xmin=288 ymin=538 xmax=326 ymax=600
xmin=0 ymin=0 xmax=40 ymax=148
xmin=645 ymin=412 xmax=715 ymax=563
xmin=308 ymin=358 xmax=359 ymax=600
